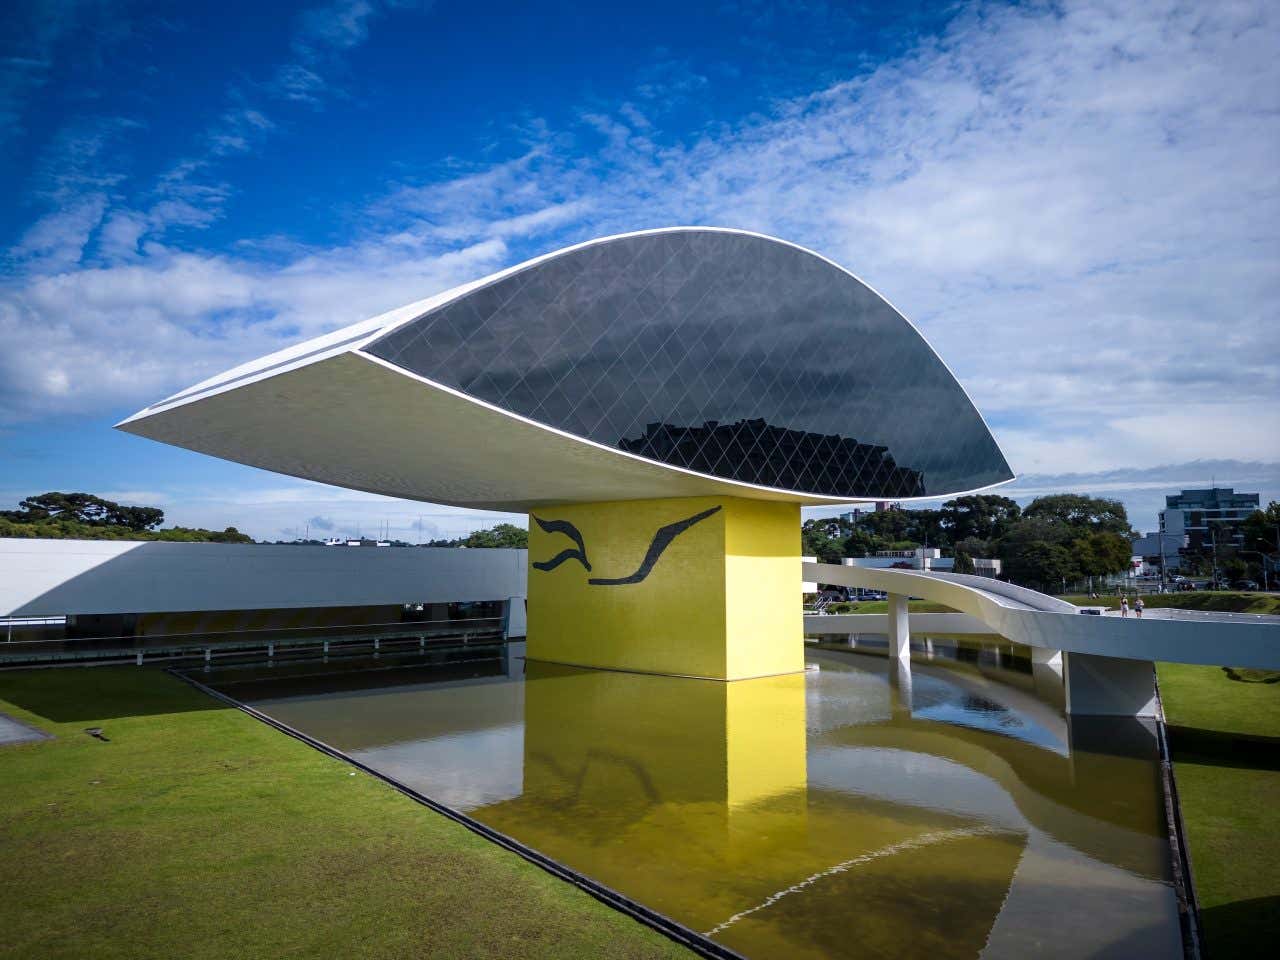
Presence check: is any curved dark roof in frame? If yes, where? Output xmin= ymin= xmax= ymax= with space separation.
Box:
xmin=365 ymin=229 xmax=1011 ymax=499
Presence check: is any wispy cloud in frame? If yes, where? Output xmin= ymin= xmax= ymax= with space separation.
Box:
xmin=271 ymin=63 xmax=326 ymax=104
xmin=273 ymin=0 xmax=430 ymax=102
xmin=6 ymin=193 xmax=109 ymax=273
xmin=206 ymin=107 xmax=275 ymax=157
xmin=0 ymin=234 xmax=509 ymax=421
xmin=293 ymin=0 xmax=379 ymax=56
xmin=41 ymin=0 xmax=433 ymax=263
xmin=0 ymin=0 xmax=77 ymax=150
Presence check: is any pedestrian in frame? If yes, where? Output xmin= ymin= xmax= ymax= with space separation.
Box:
xmin=1135 ymin=597 xmax=1144 ymax=618
xmin=1120 ymin=596 xmax=1129 ymax=618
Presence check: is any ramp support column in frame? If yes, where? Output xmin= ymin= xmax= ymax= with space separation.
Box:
xmin=888 ymin=593 xmax=911 ymax=663
xmin=1063 ymin=652 xmax=1158 ymax=717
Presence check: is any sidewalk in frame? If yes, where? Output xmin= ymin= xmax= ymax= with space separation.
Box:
xmin=0 ymin=710 xmax=52 ymax=746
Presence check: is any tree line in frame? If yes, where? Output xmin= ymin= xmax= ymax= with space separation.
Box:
xmin=12 ymin=489 xmax=1270 ymax=586
xmin=802 ymin=493 xmax=1135 ymax=593
xmin=0 ymin=492 xmax=252 ymax=543
xmin=0 ymin=493 xmax=531 ymax=549
xmin=421 ymin=523 xmax=528 ymax=549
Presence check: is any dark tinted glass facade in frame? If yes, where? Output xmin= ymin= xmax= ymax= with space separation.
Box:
xmin=366 ymin=229 xmax=1011 ymax=498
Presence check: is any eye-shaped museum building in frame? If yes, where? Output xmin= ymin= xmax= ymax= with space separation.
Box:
xmin=119 ymin=227 xmax=1013 ymax=680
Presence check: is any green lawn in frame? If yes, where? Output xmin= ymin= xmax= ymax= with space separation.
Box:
xmin=0 ymin=668 xmax=691 ymax=960
xmin=1064 ymin=592 xmax=1280 ymax=615
xmin=1157 ymin=662 xmax=1280 ymax=959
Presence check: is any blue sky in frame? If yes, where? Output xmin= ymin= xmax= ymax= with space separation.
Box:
xmin=2 ymin=0 xmax=1278 ymax=541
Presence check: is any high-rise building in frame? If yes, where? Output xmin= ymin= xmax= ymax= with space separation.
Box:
xmin=1159 ymin=487 xmax=1260 ymax=554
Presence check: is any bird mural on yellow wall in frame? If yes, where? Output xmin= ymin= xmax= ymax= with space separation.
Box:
xmin=531 ymin=505 xmax=722 ymax=586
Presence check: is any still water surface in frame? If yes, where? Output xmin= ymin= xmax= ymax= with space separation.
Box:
xmin=204 ymin=642 xmax=1183 ymax=959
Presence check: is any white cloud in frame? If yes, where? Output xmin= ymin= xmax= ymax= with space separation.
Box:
xmin=0 ymin=235 xmax=511 ymax=422
xmin=6 ymin=193 xmax=108 ymax=272
xmin=96 ymin=211 xmax=148 ymax=260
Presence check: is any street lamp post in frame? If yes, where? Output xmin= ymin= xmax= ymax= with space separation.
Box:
xmin=1209 ymin=528 xmax=1221 ymax=589
xmin=1157 ymin=529 xmax=1167 ymax=592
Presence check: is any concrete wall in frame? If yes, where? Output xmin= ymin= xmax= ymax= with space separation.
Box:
xmin=0 ymin=539 xmax=528 ymax=617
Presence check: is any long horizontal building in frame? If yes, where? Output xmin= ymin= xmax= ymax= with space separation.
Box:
xmin=0 ymin=538 xmax=527 ymax=664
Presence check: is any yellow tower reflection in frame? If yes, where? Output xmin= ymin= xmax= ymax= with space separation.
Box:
xmin=475 ymin=661 xmax=809 ymax=925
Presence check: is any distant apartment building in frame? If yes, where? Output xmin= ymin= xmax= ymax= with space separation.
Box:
xmin=1159 ymin=487 xmax=1259 ymax=555
xmin=1131 ymin=531 xmax=1186 ymax=574
xmin=837 ymin=502 xmax=899 ymax=524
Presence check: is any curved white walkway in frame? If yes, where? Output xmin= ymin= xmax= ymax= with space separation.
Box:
xmin=803 ymin=562 xmax=1280 ymax=717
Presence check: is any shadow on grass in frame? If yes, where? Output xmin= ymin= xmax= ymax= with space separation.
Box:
xmin=1222 ymin=666 xmax=1280 ymax=684
xmin=1199 ymin=895 xmax=1280 ymax=960
xmin=0 ymin=667 xmax=224 ymax=723
xmin=1166 ymin=725 xmax=1280 ymax=771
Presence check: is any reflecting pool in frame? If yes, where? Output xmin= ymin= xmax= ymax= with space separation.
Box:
xmin=203 ymin=643 xmax=1183 ymax=959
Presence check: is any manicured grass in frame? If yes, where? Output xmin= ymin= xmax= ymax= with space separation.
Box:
xmin=0 ymin=668 xmax=691 ymax=960
xmin=1157 ymin=662 xmax=1280 ymax=959
xmin=1063 ymin=592 xmax=1280 ymax=614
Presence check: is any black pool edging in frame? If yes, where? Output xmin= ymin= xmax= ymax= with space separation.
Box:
xmin=167 ymin=668 xmax=747 ymax=960
xmin=1154 ymin=678 xmax=1205 ymax=960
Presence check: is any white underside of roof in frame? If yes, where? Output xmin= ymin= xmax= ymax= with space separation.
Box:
xmin=119 ymin=350 xmax=877 ymax=509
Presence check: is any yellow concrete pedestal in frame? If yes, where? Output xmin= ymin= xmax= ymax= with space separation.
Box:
xmin=526 ymin=496 xmax=803 ymax=680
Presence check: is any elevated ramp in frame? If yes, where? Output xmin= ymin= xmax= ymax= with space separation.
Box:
xmin=803 ymin=563 xmax=1280 ymax=669
xmin=803 ymin=562 xmax=1280 ymax=717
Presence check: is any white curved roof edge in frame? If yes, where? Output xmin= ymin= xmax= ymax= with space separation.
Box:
xmin=116 ymin=226 xmax=1014 ymax=505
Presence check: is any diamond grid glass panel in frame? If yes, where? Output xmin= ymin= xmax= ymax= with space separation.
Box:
xmin=365 ymin=229 xmax=1012 ymax=498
